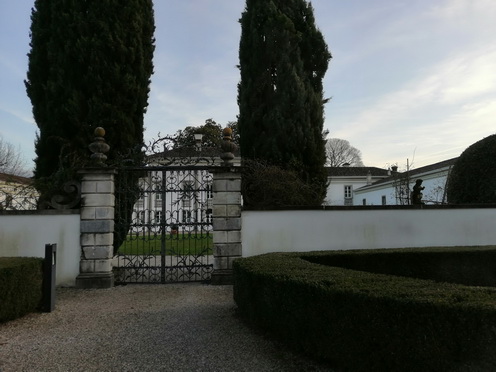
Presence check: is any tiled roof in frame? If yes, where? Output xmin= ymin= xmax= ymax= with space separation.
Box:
xmin=406 ymin=157 xmax=458 ymax=175
xmin=0 ymin=172 xmax=33 ymax=185
xmin=326 ymin=166 xmax=390 ymax=177
xmin=359 ymin=157 xmax=458 ymax=188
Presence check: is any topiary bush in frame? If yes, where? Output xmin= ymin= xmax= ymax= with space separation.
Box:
xmin=233 ymin=248 xmax=496 ymax=372
xmin=447 ymin=134 xmax=496 ymax=204
xmin=0 ymin=257 xmax=44 ymax=323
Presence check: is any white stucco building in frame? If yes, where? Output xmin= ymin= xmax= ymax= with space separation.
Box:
xmin=324 ymin=166 xmax=390 ymax=206
xmin=354 ymin=158 xmax=457 ymax=206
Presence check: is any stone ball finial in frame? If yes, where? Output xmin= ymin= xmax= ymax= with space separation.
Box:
xmin=89 ymin=127 xmax=110 ymax=166
xmin=220 ymin=127 xmax=237 ymax=166
xmin=94 ymin=127 xmax=106 ymax=137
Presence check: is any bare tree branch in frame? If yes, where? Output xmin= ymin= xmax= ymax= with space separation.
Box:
xmin=0 ymin=137 xmax=29 ymax=177
xmin=325 ymin=138 xmax=364 ymax=167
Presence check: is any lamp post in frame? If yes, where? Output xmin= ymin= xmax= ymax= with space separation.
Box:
xmin=194 ymin=133 xmax=203 ymax=151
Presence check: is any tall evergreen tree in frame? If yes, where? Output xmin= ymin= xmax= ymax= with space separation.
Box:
xmin=237 ymin=0 xmax=331 ymax=204
xmin=26 ymin=0 xmax=154 ymax=187
xmin=26 ymin=0 xmax=155 ymax=251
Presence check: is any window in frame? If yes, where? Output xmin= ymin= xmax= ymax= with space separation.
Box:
xmin=206 ymin=183 xmax=213 ymax=199
xmin=206 ymin=208 xmax=212 ymax=224
xmin=344 ymin=185 xmax=353 ymax=199
xmin=171 ymin=210 xmax=180 ymax=226
xmin=182 ymin=198 xmax=191 ymax=209
xmin=155 ymin=211 xmax=163 ymax=224
xmin=182 ymin=210 xmax=192 ymax=223
xmin=344 ymin=185 xmax=353 ymax=206
xmin=362 ymin=199 xmax=366 ymax=206
xmin=382 ymin=195 xmax=387 ymax=205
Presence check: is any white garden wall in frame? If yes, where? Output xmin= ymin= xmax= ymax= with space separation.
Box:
xmin=242 ymin=207 xmax=496 ymax=257
xmin=0 ymin=211 xmax=80 ymax=286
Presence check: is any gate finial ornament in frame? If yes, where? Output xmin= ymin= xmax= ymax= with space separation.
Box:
xmin=89 ymin=127 xmax=110 ymax=166
xmin=220 ymin=127 xmax=237 ymax=166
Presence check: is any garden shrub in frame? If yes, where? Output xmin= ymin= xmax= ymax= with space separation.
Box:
xmin=302 ymin=246 xmax=496 ymax=287
xmin=447 ymin=134 xmax=496 ymax=204
xmin=241 ymin=159 xmax=324 ymax=208
xmin=0 ymin=257 xmax=44 ymax=323
xmin=233 ymin=248 xmax=496 ymax=372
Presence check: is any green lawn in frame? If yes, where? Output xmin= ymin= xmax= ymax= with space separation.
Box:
xmin=117 ymin=232 xmax=213 ymax=256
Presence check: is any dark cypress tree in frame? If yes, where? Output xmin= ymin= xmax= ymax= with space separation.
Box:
xmin=26 ymin=0 xmax=155 ymax=251
xmin=27 ymin=0 xmax=154 ymax=187
xmin=26 ymin=0 xmax=88 ymax=197
xmin=237 ymin=0 xmax=331 ymax=204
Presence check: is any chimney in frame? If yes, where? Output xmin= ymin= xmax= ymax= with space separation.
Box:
xmin=391 ymin=165 xmax=398 ymax=173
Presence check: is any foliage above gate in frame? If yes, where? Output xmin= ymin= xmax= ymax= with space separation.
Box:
xmin=139 ymin=134 xmax=224 ymax=167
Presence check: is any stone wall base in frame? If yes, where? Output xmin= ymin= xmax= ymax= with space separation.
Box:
xmin=210 ymin=269 xmax=233 ymax=285
xmin=76 ymin=273 xmax=114 ymax=289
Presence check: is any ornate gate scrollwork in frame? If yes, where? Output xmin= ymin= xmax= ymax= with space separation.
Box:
xmin=114 ymin=137 xmax=216 ymax=284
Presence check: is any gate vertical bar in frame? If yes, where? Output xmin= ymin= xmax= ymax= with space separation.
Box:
xmin=160 ymin=169 xmax=166 ymax=283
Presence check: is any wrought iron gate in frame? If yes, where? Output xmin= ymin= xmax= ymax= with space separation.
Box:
xmin=113 ymin=165 xmax=214 ymax=284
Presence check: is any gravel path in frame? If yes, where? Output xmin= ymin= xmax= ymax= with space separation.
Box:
xmin=0 ymin=284 xmax=336 ymax=372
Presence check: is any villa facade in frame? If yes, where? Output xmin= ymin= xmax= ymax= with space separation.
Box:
xmin=354 ymin=158 xmax=457 ymax=206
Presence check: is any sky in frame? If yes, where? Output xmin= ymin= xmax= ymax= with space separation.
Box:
xmin=1 ymin=0 xmax=495 ymax=173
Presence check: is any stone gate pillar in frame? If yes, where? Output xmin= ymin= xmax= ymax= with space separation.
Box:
xmin=210 ymin=127 xmax=242 ymax=285
xmin=211 ymin=168 xmax=242 ymax=285
xmin=76 ymin=127 xmax=115 ymax=289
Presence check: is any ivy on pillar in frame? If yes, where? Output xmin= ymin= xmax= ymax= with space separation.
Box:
xmin=76 ymin=127 xmax=116 ymax=289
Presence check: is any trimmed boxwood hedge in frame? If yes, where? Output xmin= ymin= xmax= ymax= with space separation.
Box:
xmin=303 ymin=246 xmax=496 ymax=287
xmin=233 ymin=247 xmax=496 ymax=372
xmin=0 ymin=257 xmax=44 ymax=323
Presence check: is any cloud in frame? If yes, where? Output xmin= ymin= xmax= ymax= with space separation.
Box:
xmin=0 ymin=55 xmax=27 ymax=80
xmin=428 ymin=0 xmax=496 ymax=23
xmin=143 ymin=1 xmax=243 ymax=139
xmin=329 ymin=40 xmax=496 ymax=168
xmin=337 ymin=42 xmax=496 ymax=129
xmin=0 ymin=105 xmax=34 ymax=126
xmin=436 ymin=51 xmax=496 ymax=105
xmin=145 ymin=52 xmax=239 ymax=140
